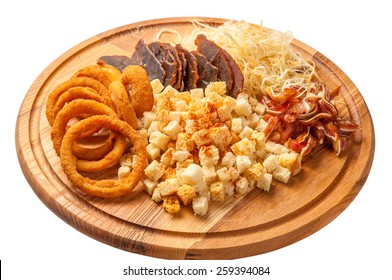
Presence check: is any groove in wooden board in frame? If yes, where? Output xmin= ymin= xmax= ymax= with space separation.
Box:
xmin=15 ymin=17 xmax=374 ymax=259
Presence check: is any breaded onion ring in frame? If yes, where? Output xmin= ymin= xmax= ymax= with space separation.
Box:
xmin=72 ymin=65 xmax=112 ymax=88
xmin=120 ymin=65 xmax=154 ymax=118
xmin=51 ymin=99 xmax=119 ymax=156
xmin=72 ymin=131 xmax=116 ymax=161
xmin=75 ymin=131 xmax=127 ymax=172
xmin=60 ymin=115 xmax=147 ymax=198
xmin=51 ymin=87 xmax=112 ymax=124
xmin=97 ymin=60 xmax=122 ymax=82
xmin=109 ymin=80 xmax=139 ymax=129
xmin=46 ymin=77 xmax=113 ymax=126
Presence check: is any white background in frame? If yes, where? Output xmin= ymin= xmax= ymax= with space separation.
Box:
xmin=1 ymin=0 xmax=390 ymax=279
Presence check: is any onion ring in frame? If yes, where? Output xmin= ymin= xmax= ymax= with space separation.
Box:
xmin=60 ymin=115 xmax=147 ymax=198
xmin=51 ymin=99 xmax=119 ymax=156
xmin=46 ymin=77 xmax=113 ymax=126
xmin=72 ymin=65 xmax=112 ymax=88
xmin=120 ymin=65 xmax=154 ymax=118
xmin=51 ymin=86 xmax=112 ymax=125
xmin=72 ymin=131 xmax=116 ymax=161
xmin=109 ymin=80 xmax=139 ymax=129
xmin=97 ymin=60 xmax=122 ymax=82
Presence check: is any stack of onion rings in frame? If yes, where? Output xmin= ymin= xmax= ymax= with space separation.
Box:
xmin=46 ymin=61 xmax=152 ymax=198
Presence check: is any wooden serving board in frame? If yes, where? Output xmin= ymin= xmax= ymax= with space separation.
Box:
xmin=16 ymin=17 xmax=375 ymax=259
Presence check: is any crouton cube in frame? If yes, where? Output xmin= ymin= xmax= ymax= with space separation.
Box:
xmin=144 ymin=160 xmax=165 ymax=181
xmin=234 ymin=98 xmax=252 ymax=116
xmin=231 ymin=118 xmax=243 ymax=134
xmin=151 ymin=79 xmax=164 ymax=94
xmin=146 ymin=143 xmax=160 ymax=160
xmin=163 ymin=195 xmax=181 ymax=214
xmin=173 ymin=150 xmax=190 ymax=162
xmin=149 ymin=131 xmax=171 ymax=151
xmin=273 ymin=165 xmax=291 ymax=183
xmin=192 ymin=196 xmax=209 ymax=216
xmin=143 ymin=178 xmax=158 ymax=196
xmin=163 ymin=120 xmax=182 ymax=140
xmin=221 ymin=151 xmax=236 ymax=168
xmin=180 ymin=163 xmax=203 ymax=185
xmin=245 ymin=163 xmax=264 ymax=181
xmin=279 ymin=152 xmax=302 ymax=175
xmin=235 ymin=176 xmax=250 ymax=194
xmin=199 ymin=145 xmax=220 ymax=166
xmin=210 ymin=181 xmax=225 ymax=202
xmin=230 ymin=138 xmax=256 ymax=156
xmin=235 ymin=155 xmax=252 ymax=174
xmin=177 ymin=184 xmax=197 ymax=206
xmin=151 ymin=187 xmax=162 ymax=202
xmin=205 ymin=81 xmax=227 ymax=96
xmin=262 ymin=154 xmax=279 ymax=173
xmin=202 ymin=164 xmax=216 ymax=184
xmin=256 ymin=173 xmax=273 ymax=192
xmin=157 ymin=178 xmax=180 ymax=197
xmin=265 ymin=141 xmax=290 ymax=155
xmin=118 ymin=165 xmax=131 ymax=179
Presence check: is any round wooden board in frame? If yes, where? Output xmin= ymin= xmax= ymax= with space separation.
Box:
xmin=16 ymin=17 xmax=374 ymax=259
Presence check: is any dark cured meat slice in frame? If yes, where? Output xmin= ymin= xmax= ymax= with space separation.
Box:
xmin=176 ymin=44 xmax=199 ymax=91
xmin=166 ymin=43 xmax=184 ymax=91
xmin=148 ymin=41 xmax=177 ymax=87
xmin=130 ymin=39 xmax=166 ymax=84
xmin=175 ymin=47 xmax=187 ymax=91
xmin=98 ymin=55 xmax=133 ymax=72
xmin=195 ymin=34 xmax=234 ymax=95
xmin=220 ymin=48 xmax=244 ymax=97
xmin=191 ymin=51 xmax=218 ymax=89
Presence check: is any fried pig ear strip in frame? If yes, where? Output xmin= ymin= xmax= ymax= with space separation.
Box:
xmin=51 ymin=99 xmax=120 ymax=156
xmin=72 ymin=65 xmax=112 ymax=88
xmin=60 ymin=115 xmax=148 ymax=198
xmin=109 ymin=81 xmax=139 ymax=129
xmin=46 ymin=77 xmax=113 ymax=126
xmin=120 ymin=65 xmax=154 ymax=118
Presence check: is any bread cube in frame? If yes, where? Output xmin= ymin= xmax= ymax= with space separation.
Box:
xmin=118 ymin=165 xmax=131 ymax=179
xmin=262 ymin=154 xmax=279 ymax=173
xmin=151 ymin=187 xmax=162 ymax=202
xmin=192 ymin=196 xmax=209 ymax=216
xmin=199 ymin=145 xmax=220 ymax=166
xmin=221 ymin=151 xmax=236 ymax=168
xmin=202 ymin=164 xmax=216 ymax=184
xmin=234 ymin=98 xmax=252 ymax=116
xmin=235 ymin=155 xmax=252 ymax=174
xmin=163 ymin=195 xmax=181 ymax=214
xmin=149 ymin=131 xmax=171 ymax=151
xmin=144 ymin=160 xmax=165 ymax=181
xmin=230 ymin=138 xmax=256 ymax=156
xmin=273 ymin=165 xmax=291 ymax=183
xmin=157 ymin=178 xmax=179 ymax=197
xmin=176 ymin=133 xmax=195 ymax=152
xmin=143 ymin=178 xmax=158 ymax=196
xmin=239 ymin=126 xmax=254 ymax=139
xmin=205 ymin=81 xmax=227 ymax=96
xmin=279 ymin=152 xmax=302 ymax=175
xmin=177 ymin=184 xmax=197 ymax=206
xmin=150 ymin=78 xmax=164 ymax=94
xmin=146 ymin=143 xmax=160 ymax=160
xmin=180 ymin=163 xmax=203 ymax=185
xmin=217 ymin=96 xmax=236 ymax=121
xmin=256 ymin=172 xmax=273 ymax=192
xmin=245 ymin=162 xmax=264 ymax=181
xmin=235 ymin=176 xmax=250 ymax=194
xmin=231 ymin=118 xmax=243 ymax=134
xmin=210 ymin=181 xmax=225 ymax=202
xmin=173 ymin=150 xmax=190 ymax=162
xmin=265 ymin=141 xmax=289 ymax=155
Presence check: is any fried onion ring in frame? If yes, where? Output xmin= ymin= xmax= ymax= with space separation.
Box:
xmin=51 ymin=99 xmax=119 ymax=156
xmin=75 ymin=131 xmax=127 ymax=172
xmin=51 ymin=86 xmax=112 ymax=125
xmin=46 ymin=77 xmax=113 ymax=126
xmin=60 ymin=115 xmax=147 ymax=198
xmin=97 ymin=60 xmax=122 ymax=82
xmin=72 ymin=131 xmax=116 ymax=161
xmin=109 ymin=80 xmax=139 ymax=129
xmin=120 ymin=65 xmax=154 ymax=118
xmin=72 ymin=65 xmax=112 ymax=88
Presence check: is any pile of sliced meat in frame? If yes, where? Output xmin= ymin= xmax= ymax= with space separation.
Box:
xmin=99 ymin=34 xmax=244 ymax=97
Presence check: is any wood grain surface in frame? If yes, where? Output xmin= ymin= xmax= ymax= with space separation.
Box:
xmin=15 ymin=17 xmax=375 ymax=259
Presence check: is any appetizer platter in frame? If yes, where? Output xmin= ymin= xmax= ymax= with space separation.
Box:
xmin=16 ymin=17 xmax=374 ymax=259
